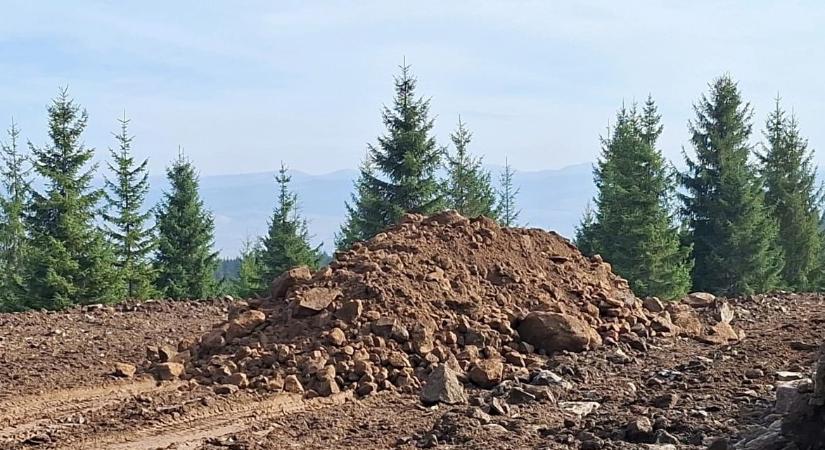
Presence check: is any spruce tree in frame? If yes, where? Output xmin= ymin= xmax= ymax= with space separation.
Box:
xmin=574 ymin=202 xmax=599 ymax=257
xmin=154 ymin=153 xmax=218 ymax=299
xmin=444 ymin=117 xmax=497 ymax=218
xmin=0 ymin=121 xmax=31 ymax=311
xmin=342 ymin=64 xmax=444 ymax=243
xmin=681 ymin=75 xmax=783 ymax=295
xmin=585 ymin=99 xmax=692 ymax=299
xmin=336 ymin=156 xmax=386 ymax=250
xmin=496 ymin=159 xmax=521 ymax=226
xmin=26 ymin=88 xmax=119 ymax=309
xmin=230 ymin=238 xmax=265 ymax=298
xmin=103 ymin=115 xmax=156 ymax=299
xmin=260 ymin=163 xmax=320 ymax=284
xmin=758 ymin=98 xmax=822 ymax=290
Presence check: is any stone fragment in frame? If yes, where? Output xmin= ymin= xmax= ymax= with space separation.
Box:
xmin=113 ymin=362 xmax=137 ymax=378
xmin=468 ymin=359 xmax=504 ymax=388
xmin=683 ymin=292 xmax=716 ymax=307
xmin=225 ymin=310 xmax=266 ymax=340
xmin=284 ymin=375 xmax=304 ymax=394
xmin=334 ymin=299 xmax=363 ymax=322
xmin=642 ymin=297 xmax=665 ymax=313
xmin=227 ymin=372 xmax=249 ymax=387
xmin=327 ymin=327 xmax=346 ymax=346
xmin=625 ymin=417 xmax=654 ymax=443
xmin=214 ymin=384 xmax=239 ymax=395
xmin=271 ymin=266 xmax=312 ymax=299
xmin=293 ymin=288 xmax=341 ymax=317
xmin=421 ymin=365 xmax=467 ymax=405
xmin=155 ymin=362 xmax=184 ymax=381
xmin=559 ymin=401 xmax=600 ymax=417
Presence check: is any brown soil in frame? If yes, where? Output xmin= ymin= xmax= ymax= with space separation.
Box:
xmin=0 ymin=213 xmax=821 ymax=449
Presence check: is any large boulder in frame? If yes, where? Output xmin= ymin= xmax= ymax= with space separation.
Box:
xmin=271 ymin=266 xmax=312 ymax=300
xmin=421 ymin=364 xmax=467 ymax=405
xmin=517 ymin=311 xmax=601 ymax=353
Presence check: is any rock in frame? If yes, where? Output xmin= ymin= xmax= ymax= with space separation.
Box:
xmin=334 ymin=299 xmax=363 ymax=322
xmin=271 ymin=266 xmax=312 ymax=299
xmin=506 ymin=386 xmax=537 ymax=404
xmin=113 ymin=362 xmax=136 ymax=378
xmin=607 ymin=348 xmax=632 ymax=364
xmin=387 ymin=351 xmax=411 ymax=368
xmin=790 ymin=340 xmax=818 ymax=351
xmin=517 ymin=311 xmax=602 ymax=353
xmin=200 ymin=329 xmax=225 ymax=350
xmin=155 ymin=362 xmax=184 ymax=381
xmin=158 ymin=345 xmax=178 ymax=362
xmin=666 ymin=303 xmax=703 ymax=335
xmin=698 ymin=321 xmax=741 ymax=344
xmin=469 ymin=359 xmax=504 ymax=388
xmin=776 ymin=371 xmax=804 ymax=381
xmin=315 ymin=378 xmax=340 ymax=396
xmin=707 ymin=437 xmax=729 ymax=450
xmin=356 ymin=381 xmax=378 ymax=396
xmin=775 ymin=378 xmax=812 ymax=414
xmin=643 ymin=297 xmax=665 ymax=313
xmin=227 ymin=372 xmax=249 ymax=387
xmin=652 ymin=393 xmax=679 ymax=409
xmin=225 ymin=310 xmax=266 ymax=340
xmin=684 ymin=292 xmax=716 ymax=307
xmin=327 ymin=327 xmax=346 ymax=346
xmin=487 ymin=397 xmax=510 ymax=416
xmin=283 ymin=375 xmax=304 ymax=394
xmin=482 ymin=423 xmax=508 ymax=433
xmin=745 ymin=368 xmax=765 ymax=379
xmin=532 ymin=370 xmax=572 ymax=390
xmin=626 ymin=417 xmax=654 ymax=443
xmin=741 ymin=431 xmax=785 ymax=450
xmin=713 ymin=301 xmax=735 ymax=324
xmin=214 ymin=384 xmax=239 ymax=395
xmin=293 ymin=287 xmax=341 ymax=317
xmin=421 ymin=364 xmax=467 ymax=405
xmin=560 ymin=401 xmax=600 ymax=417
xmin=654 ymin=430 xmax=680 ymax=445
xmin=372 ymin=317 xmax=409 ymax=341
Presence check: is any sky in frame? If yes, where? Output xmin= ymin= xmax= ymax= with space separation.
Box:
xmin=2 ymin=1 xmax=825 ymax=176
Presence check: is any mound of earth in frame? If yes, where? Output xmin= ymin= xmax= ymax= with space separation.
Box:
xmin=168 ymin=211 xmax=739 ymax=400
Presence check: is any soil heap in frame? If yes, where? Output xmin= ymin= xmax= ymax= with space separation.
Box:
xmin=172 ymin=211 xmax=735 ymax=399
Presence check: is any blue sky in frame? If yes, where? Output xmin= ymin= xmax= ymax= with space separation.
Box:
xmin=2 ymin=1 xmax=825 ymax=176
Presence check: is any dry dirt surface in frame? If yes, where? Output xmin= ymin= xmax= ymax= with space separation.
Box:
xmin=0 ymin=293 xmax=821 ymax=449
xmin=1 ymin=213 xmax=824 ymax=449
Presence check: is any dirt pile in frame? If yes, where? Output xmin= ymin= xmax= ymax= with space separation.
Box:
xmin=172 ymin=211 xmax=736 ymax=399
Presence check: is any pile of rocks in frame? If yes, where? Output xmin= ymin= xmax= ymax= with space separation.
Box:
xmin=159 ymin=211 xmax=740 ymax=400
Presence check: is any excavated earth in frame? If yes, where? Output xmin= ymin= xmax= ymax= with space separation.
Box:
xmin=0 ymin=213 xmax=823 ymax=449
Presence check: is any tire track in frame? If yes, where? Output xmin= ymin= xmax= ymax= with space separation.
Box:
xmin=0 ymin=379 xmax=180 ymax=442
xmin=77 ymin=391 xmax=353 ymax=450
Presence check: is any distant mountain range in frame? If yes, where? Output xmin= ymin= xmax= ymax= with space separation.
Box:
xmin=144 ymin=163 xmax=598 ymax=257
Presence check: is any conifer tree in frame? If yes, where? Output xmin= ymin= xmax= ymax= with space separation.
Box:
xmin=103 ymin=115 xmax=156 ymax=299
xmin=444 ymin=117 xmax=497 ymax=218
xmin=341 ymin=64 xmax=444 ymax=243
xmin=758 ymin=98 xmax=822 ymax=290
xmin=496 ymin=159 xmax=521 ymax=226
xmin=26 ymin=88 xmax=119 ymax=309
xmin=584 ymin=99 xmax=692 ymax=299
xmin=574 ymin=202 xmax=599 ymax=257
xmin=154 ymin=152 xmax=218 ymax=299
xmin=336 ymin=156 xmax=386 ymax=250
xmin=231 ymin=238 xmax=265 ymax=298
xmin=0 ymin=121 xmax=31 ymax=311
xmin=681 ymin=76 xmax=782 ymax=295
xmin=260 ymin=163 xmax=320 ymax=284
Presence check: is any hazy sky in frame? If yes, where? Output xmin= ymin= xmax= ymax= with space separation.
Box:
xmin=2 ymin=1 xmax=825 ymax=176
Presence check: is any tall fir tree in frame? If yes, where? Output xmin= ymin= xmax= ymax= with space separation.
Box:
xmin=758 ymin=98 xmax=822 ymax=290
xmin=681 ymin=75 xmax=783 ymax=295
xmin=154 ymin=152 xmax=218 ymax=299
xmin=0 ymin=121 xmax=31 ymax=311
xmin=444 ymin=117 xmax=497 ymax=218
xmin=496 ymin=159 xmax=521 ymax=226
xmin=336 ymin=156 xmax=387 ymax=250
xmin=260 ymin=163 xmax=320 ymax=284
xmin=103 ymin=115 xmax=156 ymax=299
xmin=341 ymin=63 xmax=444 ymax=244
xmin=26 ymin=88 xmax=119 ymax=309
xmin=582 ymin=99 xmax=692 ymax=299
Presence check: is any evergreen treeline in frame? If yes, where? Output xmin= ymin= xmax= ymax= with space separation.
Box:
xmin=4 ymin=68 xmax=822 ymax=311
xmin=578 ymin=75 xmax=824 ymax=298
